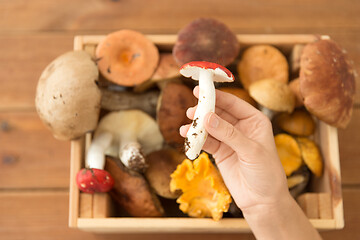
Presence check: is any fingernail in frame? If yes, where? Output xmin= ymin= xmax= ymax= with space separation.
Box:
xmin=208 ymin=113 xmax=219 ymax=128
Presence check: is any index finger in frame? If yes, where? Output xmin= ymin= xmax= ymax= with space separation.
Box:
xmin=193 ymin=86 xmax=261 ymax=120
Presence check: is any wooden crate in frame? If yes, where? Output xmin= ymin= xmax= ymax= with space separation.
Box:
xmin=68 ymin=34 xmax=344 ymax=233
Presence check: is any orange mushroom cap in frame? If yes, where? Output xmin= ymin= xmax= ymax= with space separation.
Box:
xmin=96 ymin=30 xmax=159 ymax=86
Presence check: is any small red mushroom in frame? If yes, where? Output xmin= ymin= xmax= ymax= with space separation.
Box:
xmin=76 ymin=168 xmax=114 ymax=194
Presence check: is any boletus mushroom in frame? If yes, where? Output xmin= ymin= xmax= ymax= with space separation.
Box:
xmin=145 ymin=149 xmax=185 ymax=199
xmin=89 ymin=110 xmax=164 ymax=173
xmin=35 ymin=51 xmax=101 ymax=140
xmin=275 ymin=109 xmax=316 ymax=136
xmin=95 ymin=30 xmax=159 ymax=86
xmin=238 ymin=45 xmax=289 ymax=90
xmin=299 ymin=39 xmax=356 ymax=128
xmin=106 ymin=156 xmax=164 ymax=217
xmin=179 ymin=61 xmax=235 ymax=160
xmin=157 ymin=82 xmax=197 ymax=150
xmin=249 ymin=78 xmax=295 ymax=119
xmin=173 ymin=18 xmax=239 ymax=67
xmin=289 ymin=78 xmax=304 ymax=107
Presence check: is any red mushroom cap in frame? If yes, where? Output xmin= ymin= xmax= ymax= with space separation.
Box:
xmin=76 ymin=168 xmax=114 ymax=194
xmin=180 ymin=61 xmax=235 ymax=83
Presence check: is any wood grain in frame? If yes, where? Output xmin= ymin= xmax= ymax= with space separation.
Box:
xmin=0 ymin=35 xmax=73 ymax=110
xmin=338 ymin=108 xmax=360 ymax=185
xmin=0 ymin=0 xmax=359 ymax=33
xmin=1 ymin=189 xmax=359 ymax=239
xmin=0 ymin=111 xmax=70 ymax=189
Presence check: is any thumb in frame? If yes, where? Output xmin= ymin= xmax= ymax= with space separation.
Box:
xmin=204 ymin=112 xmax=255 ymax=154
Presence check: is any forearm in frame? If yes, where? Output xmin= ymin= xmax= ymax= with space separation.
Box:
xmin=243 ymin=192 xmax=322 ymax=240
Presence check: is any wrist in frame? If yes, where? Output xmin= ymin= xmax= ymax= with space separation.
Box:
xmin=242 ymin=190 xmax=293 ymax=219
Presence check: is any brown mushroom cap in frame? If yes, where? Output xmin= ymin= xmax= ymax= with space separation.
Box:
xmin=249 ymin=79 xmax=295 ymax=113
xmin=219 ymin=87 xmax=257 ymax=107
xmin=173 ymin=18 xmax=239 ymax=66
xmin=275 ymin=109 xmax=315 ymax=136
xmin=238 ymin=45 xmax=289 ymax=90
xmin=145 ymin=149 xmax=185 ymax=199
xmin=105 ymin=156 xmax=164 ymax=217
xmin=157 ymin=82 xmax=197 ymax=149
xmin=289 ymin=78 xmax=304 ymax=107
xmin=299 ymin=39 xmax=355 ymax=128
xmin=134 ymin=53 xmax=181 ymax=92
xmin=95 ymin=30 xmax=159 ymax=86
xmin=35 ymin=51 xmax=101 ymax=140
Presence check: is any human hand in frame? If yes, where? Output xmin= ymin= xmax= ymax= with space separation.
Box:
xmin=179 ymin=86 xmax=289 ymax=212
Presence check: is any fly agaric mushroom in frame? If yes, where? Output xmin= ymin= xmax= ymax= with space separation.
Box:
xmin=299 ymin=39 xmax=355 ymax=128
xmin=35 ymin=51 xmax=101 ymax=140
xmin=219 ymin=87 xmax=257 ymax=107
xmin=173 ymin=18 xmax=239 ymax=67
xmin=180 ymin=61 xmax=235 ymax=160
xmin=90 ymin=110 xmax=163 ymax=173
xmin=275 ymin=109 xmax=316 ymax=136
xmin=275 ymin=133 xmax=302 ymax=177
xmin=95 ymin=30 xmax=159 ymax=86
xmin=157 ymin=82 xmax=197 ymax=150
xmin=106 ymin=156 xmax=164 ymax=217
xmin=238 ymin=45 xmax=289 ymax=90
xmin=249 ymin=78 xmax=296 ymax=119
xmin=145 ymin=149 xmax=185 ymax=199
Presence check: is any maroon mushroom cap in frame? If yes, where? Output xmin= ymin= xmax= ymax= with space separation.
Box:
xmin=173 ymin=18 xmax=239 ymax=67
xmin=299 ymin=39 xmax=356 ymax=128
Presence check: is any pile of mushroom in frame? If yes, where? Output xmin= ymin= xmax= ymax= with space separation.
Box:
xmin=34 ymin=16 xmax=355 ymax=220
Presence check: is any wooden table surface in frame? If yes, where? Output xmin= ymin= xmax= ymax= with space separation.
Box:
xmin=0 ymin=1 xmax=359 ymax=239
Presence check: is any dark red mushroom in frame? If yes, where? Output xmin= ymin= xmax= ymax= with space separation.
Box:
xmin=173 ymin=18 xmax=239 ymax=66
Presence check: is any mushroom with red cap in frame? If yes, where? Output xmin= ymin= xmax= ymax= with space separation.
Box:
xmin=76 ymin=132 xmax=115 ymax=193
xmin=180 ymin=61 xmax=235 ymax=160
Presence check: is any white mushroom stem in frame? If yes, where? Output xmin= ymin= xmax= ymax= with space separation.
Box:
xmin=185 ymin=69 xmax=215 ymax=160
xmin=86 ymin=132 xmax=113 ymax=169
xmin=119 ymin=133 xmax=147 ymax=172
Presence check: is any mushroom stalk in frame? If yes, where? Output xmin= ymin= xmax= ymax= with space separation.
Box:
xmin=119 ymin=133 xmax=147 ymax=172
xmin=101 ymin=89 xmax=159 ymax=117
xmin=185 ymin=69 xmax=215 ymax=160
xmin=76 ymin=131 xmax=115 ymax=194
xmin=86 ymin=132 xmax=113 ymax=169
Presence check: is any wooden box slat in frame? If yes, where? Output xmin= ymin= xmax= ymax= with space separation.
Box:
xmin=69 ymin=34 xmax=344 ymax=233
